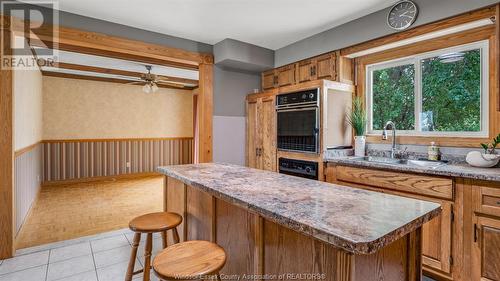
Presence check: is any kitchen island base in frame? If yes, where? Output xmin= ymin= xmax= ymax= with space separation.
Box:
xmin=165 ymin=177 xmax=424 ymax=281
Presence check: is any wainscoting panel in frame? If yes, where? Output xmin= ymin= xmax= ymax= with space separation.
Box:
xmin=15 ymin=144 xmax=42 ymax=234
xmin=43 ymin=138 xmax=193 ymax=182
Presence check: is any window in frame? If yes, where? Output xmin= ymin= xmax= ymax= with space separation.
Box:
xmin=366 ymin=41 xmax=488 ymax=137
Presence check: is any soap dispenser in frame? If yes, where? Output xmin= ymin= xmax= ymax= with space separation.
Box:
xmin=428 ymin=142 xmax=440 ymax=161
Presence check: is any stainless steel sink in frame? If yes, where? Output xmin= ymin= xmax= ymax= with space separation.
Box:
xmin=353 ymin=156 xmax=447 ymax=169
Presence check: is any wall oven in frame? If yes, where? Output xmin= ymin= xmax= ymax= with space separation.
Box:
xmin=278 ymin=158 xmax=318 ymax=180
xmin=276 ymin=89 xmax=319 ymax=154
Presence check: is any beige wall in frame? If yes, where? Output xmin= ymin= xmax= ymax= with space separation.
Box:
xmin=42 ymin=77 xmax=193 ymax=140
xmin=14 ymin=53 xmax=43 ymax=151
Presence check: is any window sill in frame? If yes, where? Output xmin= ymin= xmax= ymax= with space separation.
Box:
xmin=365 ymin=135 xmax=489 ymax=148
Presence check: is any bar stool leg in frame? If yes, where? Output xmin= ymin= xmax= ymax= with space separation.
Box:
xmin=143 ymin=233 xmax=153 ymax=281
xmin=161 ymin=231 xmax=167 ymax=249
xmin=172 ymin=227 xmax=180 ymax=244
xmin=126 ymin=233 xmax=141 ymax=281
xmin=216 ymin=272 xmax=222 ymax=281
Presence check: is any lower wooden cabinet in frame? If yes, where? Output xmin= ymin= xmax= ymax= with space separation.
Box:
xmin=326 ymin=165 xmax=454 ymax=278
xmin=472 ymin=216 xmax=500 ymax=281
xmin=246 ymin=95 xmax=276 ymax=171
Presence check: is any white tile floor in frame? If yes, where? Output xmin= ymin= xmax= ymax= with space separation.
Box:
xmin=0 ymin=229 xmax=163 ymax=281
xmin=0 ymin=228 xmax=437 ymax=281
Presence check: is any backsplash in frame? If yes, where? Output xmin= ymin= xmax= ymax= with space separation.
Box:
xmin=366 ymin=143 xmax=489 ymax=164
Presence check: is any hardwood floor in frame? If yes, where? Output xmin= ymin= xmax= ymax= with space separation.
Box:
xmin=15 ymin=175 xmax=164 ymax=249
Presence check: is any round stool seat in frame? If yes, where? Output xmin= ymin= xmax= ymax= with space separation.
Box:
xmin=153 ymin=240 xmax=226 ymax=280
xmin=129 ymin=212 xmax=182 ymax=233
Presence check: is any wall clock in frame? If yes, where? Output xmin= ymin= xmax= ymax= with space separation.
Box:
xmin=387 ymin=0 xmax=419 ymax=30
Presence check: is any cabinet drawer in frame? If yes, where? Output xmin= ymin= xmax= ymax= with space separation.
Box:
xmin=474 ymin=183 xmax=500 ymax=217
xmin=336 ymin=166 xmax=453 ymax=200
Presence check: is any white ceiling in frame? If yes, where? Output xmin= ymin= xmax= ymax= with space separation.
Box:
xmin=54 ymin=0 xmax=396 ymax=50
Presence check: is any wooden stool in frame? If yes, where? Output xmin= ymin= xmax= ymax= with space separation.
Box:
xmin=126 ymin=212 xmax=182 ymax=281
xmin=152 ymin=240 xmax=226 ymax=281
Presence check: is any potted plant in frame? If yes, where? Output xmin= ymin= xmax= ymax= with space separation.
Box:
xmin=466 ymin=134 xmax=500 ymax=168
xmin=347 ymin=97 xmax=367 ymax=157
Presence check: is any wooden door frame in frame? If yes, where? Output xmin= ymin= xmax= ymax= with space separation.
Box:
xmin=0 ymin=15 xmax=213 ymax=259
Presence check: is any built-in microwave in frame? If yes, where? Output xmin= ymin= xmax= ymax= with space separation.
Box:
xmin=275 ymin=89 xmax=319 ymax=154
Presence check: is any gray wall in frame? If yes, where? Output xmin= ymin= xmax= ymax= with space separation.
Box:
xmin=275 ymin=0 xmax=500 ymax=66
xmin=213 ymin=66 xmax=261 ymax=165
xmin=214 ymin=39 xmax=274 ymax=72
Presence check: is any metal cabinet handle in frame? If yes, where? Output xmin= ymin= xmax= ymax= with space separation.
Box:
xmin=474 ymin=223 xmax=478 ymax=243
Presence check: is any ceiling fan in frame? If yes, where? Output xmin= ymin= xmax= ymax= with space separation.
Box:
xmin=129 ymin=65 xmax=185 ymax=93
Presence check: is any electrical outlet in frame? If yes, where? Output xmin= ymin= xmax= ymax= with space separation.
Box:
xmin=126 ymin=162 xmax=131 ymax=168
xmin=37 ymin=175 xmax=41 ymax=182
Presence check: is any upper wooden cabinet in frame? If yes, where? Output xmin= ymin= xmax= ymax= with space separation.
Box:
xmin=262 ymin=70 xmax=276 ymax=90
xmin=261 ymin=51 xmax=352 ymax=90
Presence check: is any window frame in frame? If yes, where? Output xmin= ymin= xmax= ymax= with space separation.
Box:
xmin=366 ymin=40 xmax=489 ymax=138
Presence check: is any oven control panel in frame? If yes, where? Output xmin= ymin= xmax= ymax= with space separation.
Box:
xmin=276 ymin=89 xmax=319 ymax=107
xmin=278 ymin=158 xmax=318 ymax=180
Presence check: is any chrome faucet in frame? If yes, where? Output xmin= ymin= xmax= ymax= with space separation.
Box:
xmin=382 ymin=121 xmax=397 ymax=158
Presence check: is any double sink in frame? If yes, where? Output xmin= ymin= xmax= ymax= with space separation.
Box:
xmin=352 ymin=156 xmax=447 ymax=169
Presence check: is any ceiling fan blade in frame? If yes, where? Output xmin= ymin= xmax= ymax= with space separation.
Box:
xmin=157 ymin=81 xmax=186 ymax=88
xmin=125 ymin=81 xmax=145 ymax=85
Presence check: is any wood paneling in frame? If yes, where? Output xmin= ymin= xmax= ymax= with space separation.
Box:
xmin=215 ymin=199 xmax=258 ymax=276
xmin=16 ymin=175 xmax=163 ymax=249
xmin=0 ymin=26 xmax=14 ymax=259
xmin=14 ymin=144 xmax=42 ymax=234
xmin=246 ymin=99 xmax=259 ymax=169
xmin=186 ymin=185 xmax=214 ymax=241
xmin=263 ymin=219 xmax=339 ymax=280
xmin=42 ymin=138 xmax=193 ymax=182
xmin=260 ymin=97 xmax=277 ymax=171
xmin=165 ymin=177 xmax=187 ymax=243
xmin=335 ymin=166 xmax=453 ymax=200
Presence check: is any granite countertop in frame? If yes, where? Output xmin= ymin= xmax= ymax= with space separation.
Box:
xmin=325 ymin=156 xmax=500 ymax=182
xmin=158 ymin=163 xmax=440 ymax=255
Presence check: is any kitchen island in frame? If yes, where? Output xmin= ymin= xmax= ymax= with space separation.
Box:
xmin=158 ymin=163 xmax=441 ymax=281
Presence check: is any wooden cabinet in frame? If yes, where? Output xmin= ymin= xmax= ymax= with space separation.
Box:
xmin=260 ymin=51 xmax=352 ymax=90
xmin=246 ymin=95 xmax=276 ymax=171
xmin=326 ymin=165 xmax=454 ymax=277
xmin=472 ymin=216 xmax=500 ymax=281
xmin=472 ymin=181 xmax=500 ymax=281
xmin=262 ymin=70 xmax=276 ymax=90
xmin=276 ymin=65 xmax=295 ymax=87
xmin=315 ymin=53 xmax=336 ymax=80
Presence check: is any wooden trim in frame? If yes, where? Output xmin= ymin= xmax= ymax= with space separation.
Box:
xmin=357 ymin=26 xmax=498 ymax=147
xmin=41 ymin=71 xmax=196 ymax=90
xmin=52 ymin=62 xmax=199 ymax=86
xmin=197 ymin=63 xmax=213 ymax=163
xmin=497 ymin=4 xmax=500 ymax=112
xmin=42 ymin=172 xmax=161 ymax=187
xmin=7 ymin=15 xmax=212 ymax=70
xmin=42 ymin=137 xmax=194 ymax=143
xmin=341 ymin=6 xmax=496 ymax=56
xmin=14 ymin=142 xmax=41 ymax=157
xmin=0 ymin=26 xmax=14 ymax=259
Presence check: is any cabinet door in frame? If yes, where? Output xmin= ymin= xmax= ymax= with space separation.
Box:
xmin=262 ymin=70 xmax=276 ymax=90
xmin=260 ymin=97 xmax=276 ymax=172
xmin=315 ymin=53 xmax=336 ymax=80
xmin=246 ymin=99 xmax=261 ymax=169
xmin=296 ymin=59 xmax=316 ymax=83
xmin=472 ymin=216 xmax=500 ymax=281
xmin=421 ymin=201 xmax=452 ymax=274
xmin=277 ymin=65 xmax=295 ymax=87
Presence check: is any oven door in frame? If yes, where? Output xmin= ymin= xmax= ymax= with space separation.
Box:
xmin=276 ymin=107 xmax=319 ymax=153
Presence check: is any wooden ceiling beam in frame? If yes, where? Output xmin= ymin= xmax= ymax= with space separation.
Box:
xmin=6 ymin=15 xmax=213 ymax=70
xmin=47 ymin=62 xmax=198 ymax=86
xmin=41 ymin=71 xmax=196 ymax=90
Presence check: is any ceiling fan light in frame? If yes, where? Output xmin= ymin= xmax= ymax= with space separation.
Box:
xmin=142 ymin=83 xmax=151 ymax=94
xmin=151 ymin=83 xmax=159 ymax=93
